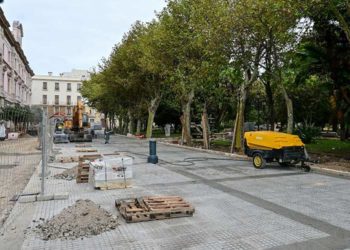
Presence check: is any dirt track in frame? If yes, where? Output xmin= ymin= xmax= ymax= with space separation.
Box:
xmin=0 ymin=138 xmax=41 ymax=226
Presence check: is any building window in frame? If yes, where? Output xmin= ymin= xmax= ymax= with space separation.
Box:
xmin=77 ymin=96 xmax=81 ymax=103
xmin=55 ymin=95 xmax=59 ymax=105
xmin=67 ymin=95 xmax=71 ymax=105
xmin=54 ymin=106 xmax=59 ymax=113
xmin=43 ymin=82 xmax=47 ymax=90
xmin=67 ymin=83 xmax=71 ymax=91
xmin=77 ymin=83 xmax=82 ymax=91
xmin=67 ymin=107 xmax=72 ymax=115
xmin=55 ymin=82 xmax=59 ymax=91
xmin=42 ymin=95 xmax=47 ymax=104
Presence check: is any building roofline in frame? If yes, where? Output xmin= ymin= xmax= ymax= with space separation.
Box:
xmin=0 ymin=8 xmax=34 ymax=76
xmin=32 ymin=75 xmax=87 ymax=82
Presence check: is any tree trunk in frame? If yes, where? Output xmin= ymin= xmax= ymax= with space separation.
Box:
xmin=338 ymin=110 xmax=346 ymax=141
xmin=122 ymin=116 xmax=129 ymax=135
xmin=231 ymin=83 xmax=247 ymax=153
xmin=281 ymin=84 xmax=293 ymax=134
xmin=264 ymin=80 xmax=274 ymax=130
xmin=104 ymin=113 xmax=108 ymax=131
xmin=146 ymin=95 xmax=162 ymax=138
xmin=330 ymin=1 xmax=350 ymax=43
xmin=118 ymin=117 xmax=123 ymax=133
xmin=136 ymin=119 xmax=141 ymax=135
xmin=201 ymin=102 xmax=210 ymax=149
xmin=181 ymin=90 xmax=194 ymax=146
xmin=128 ymin=111 xmax=134 ymax=134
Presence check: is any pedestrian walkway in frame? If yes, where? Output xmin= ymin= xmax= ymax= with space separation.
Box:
xmin=1 ymin=135 xmax=350 ymax=249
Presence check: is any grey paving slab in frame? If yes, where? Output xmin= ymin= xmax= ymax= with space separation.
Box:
xmin=221 ymin=173 xmax=350 ymax=232
xmin=1 ymin=136 xmax=349 ymax=249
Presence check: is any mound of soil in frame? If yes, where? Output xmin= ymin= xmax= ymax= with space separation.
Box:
xmin=35 ymin=199 xmax=118 ymax=240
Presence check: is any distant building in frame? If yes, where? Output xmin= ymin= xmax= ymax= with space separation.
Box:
xmin=0 ymin=8 xmax=34 ymax=107
xmin=31 ymin=69 xmax=101 ymax=123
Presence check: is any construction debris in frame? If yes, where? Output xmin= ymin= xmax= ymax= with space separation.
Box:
xmin=116 ymin=196 xmax=194 ymax=223
xmin=35 ymin=199 xmax=118 ymax=240
xmin=54 ymin=166 xmax=77 ymax=181
xmin=57 ymin=156 xmax=79 ymax=163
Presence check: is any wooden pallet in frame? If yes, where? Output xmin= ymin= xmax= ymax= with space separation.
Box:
xmin=76 ymin=148 xmax=98 ymax=152
xmin=76 ymin=162 xmax=90 ymax=183
xmin=115 ymin=196 xmax=195 ymax=223
xmin=75 ymin=144 xmax=92 ymax=147
xmin=76 ymin=154 xmax=125 ymax=184
xmin=76 ymin=154 xmax=102 ymax=183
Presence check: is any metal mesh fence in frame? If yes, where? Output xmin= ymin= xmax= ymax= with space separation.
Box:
xmin=0 ymin=106 xmax=42 ymax=226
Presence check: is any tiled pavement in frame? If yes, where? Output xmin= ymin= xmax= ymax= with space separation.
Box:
xmin=1 ymin=135 xmax=350 ymax=249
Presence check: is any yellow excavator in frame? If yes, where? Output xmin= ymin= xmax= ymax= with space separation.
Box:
xmin=244 ymin=131 xmax=309 ymax=170
xmin=68 ymin=101 xmax=92 ymax=142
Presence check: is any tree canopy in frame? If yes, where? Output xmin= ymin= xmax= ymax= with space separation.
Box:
xmin=82 ymin=0 xmax=350 ymax=148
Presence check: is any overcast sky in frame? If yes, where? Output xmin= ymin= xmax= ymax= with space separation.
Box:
xmin=1 ymin=0 xmax=166 ymax=75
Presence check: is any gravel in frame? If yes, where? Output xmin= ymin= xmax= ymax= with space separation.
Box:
xmin=35 ymin=199 xmax=118 ymax=240
xmin=53 ymin=166 xmax=77 ymax=181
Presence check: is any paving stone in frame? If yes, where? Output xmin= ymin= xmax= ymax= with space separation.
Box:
xmin=53 ymin=192 xmax=69 ymax=200
xmin=18 ymin=195 xmax=37 ymax=203
xmin=3 ymin=135 xmax=349 ymax=249
xmin=36 ymin=194 xmax=54 ymax=201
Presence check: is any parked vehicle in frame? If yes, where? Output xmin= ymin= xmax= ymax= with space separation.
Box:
xmin=89 ymin=124 xmax=105 ymax=138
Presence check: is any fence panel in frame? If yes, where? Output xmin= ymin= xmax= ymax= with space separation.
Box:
xmin=0 ymin=106 xmax=42 ymax=226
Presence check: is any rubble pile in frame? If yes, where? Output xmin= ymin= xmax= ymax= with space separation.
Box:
xmin=53 ymin=166 xmax=77 ymax=181
xmin=35 ymin=199 xmax=118 ymax=240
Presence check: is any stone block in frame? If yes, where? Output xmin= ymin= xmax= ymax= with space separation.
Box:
xmin=53 ymin=192 xmax=69 ymax=200
xmin=18 ymin=195 xmax=37 ymax=203
xmin=37 ymin=194 xmax=54 ymax=201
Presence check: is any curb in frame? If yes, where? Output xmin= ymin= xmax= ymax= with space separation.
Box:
xmin=310 ymin=165 xmax=350 ymax=177
xmin=18 ymin=192 xmax=69 ymax=203
xmin=119 ymin=135 xmax=350 ymax=178
xmin=158 ymin=141 xmax=350 ymax=177
xmin=158 ymin=141 xmax=248 ymax=160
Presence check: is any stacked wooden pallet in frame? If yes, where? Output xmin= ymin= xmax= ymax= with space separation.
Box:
xmin=115 ymin=196 xmax=195 ymax=223
xmin=76 ymin=148 xmax=98 ymax=153
xmin=75 ymin=144 xmax=92 ymax=148
xmin=76 ymin=154 xmax=102 ymax=183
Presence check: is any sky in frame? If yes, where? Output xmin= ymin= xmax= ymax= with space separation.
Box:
xmin=1 ymin=0 xmax=166 ymax=75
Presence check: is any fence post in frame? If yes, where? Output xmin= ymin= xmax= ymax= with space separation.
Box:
xmin=40 ymin=109 xmax=46 ymax=195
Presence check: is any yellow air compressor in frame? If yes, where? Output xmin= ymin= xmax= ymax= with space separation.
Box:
xmin=244 ymin=131 xmax=309 ymax=169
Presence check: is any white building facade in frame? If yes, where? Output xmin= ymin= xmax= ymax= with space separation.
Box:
xmin=0 ymin=8 xmax=34 ymax=107
xmin=31 ymin=69 xmax=100 ymax=123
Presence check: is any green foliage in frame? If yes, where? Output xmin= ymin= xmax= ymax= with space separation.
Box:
xmin=211 ymin=139 xmax=231 ymax=147
xmin=306 ymin=138 xmax=350 ymax=157
xmin=0 ymin=105 xmax=34 ymax=123
xmin=80 ymin=0 xmax=350 ymax=145
xmin=294 ymin=121 xmax=321 ymax=144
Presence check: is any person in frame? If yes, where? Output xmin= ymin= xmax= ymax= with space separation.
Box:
xmin=104 ymin=129 xmax=110 ymax=144
xmin=0 ymin=121 xmax=5 ymax=141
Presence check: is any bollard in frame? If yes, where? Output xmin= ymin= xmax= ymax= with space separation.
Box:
xmin=147 ymin=139 xmax=158 ymax=164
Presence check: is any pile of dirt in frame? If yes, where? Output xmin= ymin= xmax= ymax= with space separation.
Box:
xmin=53 ymin=166 xmax=77 ymax=181
xmin=35 ymin=199 xmax=118 ymax=240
